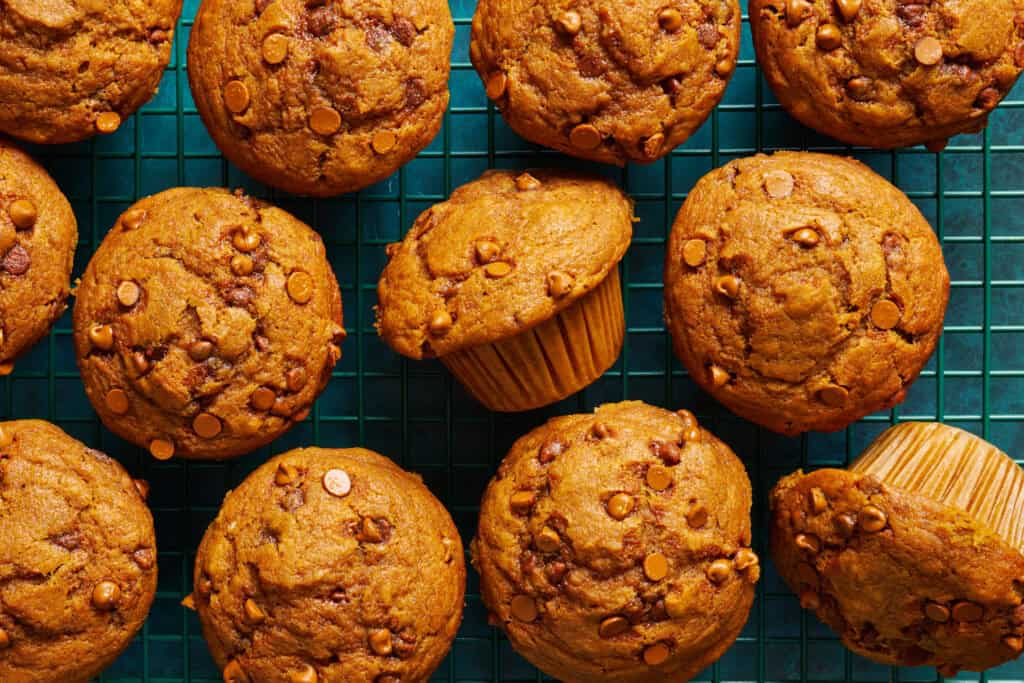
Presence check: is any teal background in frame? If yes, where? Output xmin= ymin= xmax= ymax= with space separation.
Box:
xmin=8 ymin=0 xmax=1024 ymax=681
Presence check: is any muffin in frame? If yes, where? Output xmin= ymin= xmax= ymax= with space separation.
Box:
xmin=375 ymin=169 xmax=633 ymax=412
xmin=73 ymin=187 xmax=344 ymax=461
xmin=191 ymin=447 xmax=465 ymax=682
xmin=664 ymin=152 xmax=949 ymax=436
xmin=0 ymin=420 xmax=157 ymax=683
xmin=771 ymin=422 xmax=1024 ymax=675
xmin=0 ymin=0 xmax=183 ymax=144
xmin=750 ymin=0 xmax=1024 ymax=150
xmin=188 ymin=0 xmax=454 ymax=197
xmin=472 ymin=401 xmax=759 ymax=683
xmin=0 ymin=140 xmax=78 ymax=373
xmin=470 ymin=0 xmax=741 ymax=165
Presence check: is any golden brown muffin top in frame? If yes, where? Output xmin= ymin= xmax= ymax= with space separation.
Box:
xmin=0 ymin=139 xmax=77 ymax=367
xmin=0 ymin=0 xmax=182 ymax=144
xmin=771 ymin=427 xmax=1024 ymax=675
xmin=187 ymin=0 xmax=454 ymax=197
xmin=73 ymin=188 xmax=344 ymax=460
xmin=472 ymin=402 xmax=759 ymax=683
xmin=750 ymin=0 xmax=1024 ymax=149
xmin=193 ymin=447 xmax=465 ymax=683
xmin=665 ymin=152 xmax=949 ymax=436
xmin=376 ymin=169 xmax=634 ymax=359
xmin=470 ymin=0 xmax=741 ymax=165
xmin=0 ymin=420 xmax=157 ymax=683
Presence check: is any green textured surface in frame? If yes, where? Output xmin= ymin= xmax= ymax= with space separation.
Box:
xmin=6 ymin=0 xmax=1024 ymax=681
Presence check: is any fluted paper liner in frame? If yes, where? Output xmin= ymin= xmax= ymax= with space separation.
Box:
xmin=851 ymin=422 xmax=1024 ymax=551
xmin=441 ymin=269 xmax=624 ymax=412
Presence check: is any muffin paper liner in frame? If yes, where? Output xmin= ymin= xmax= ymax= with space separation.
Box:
xmin=442 ymin=269 xmax=624 ymax=412
xmin=851 ymin=422 xmax=1024 ymax=550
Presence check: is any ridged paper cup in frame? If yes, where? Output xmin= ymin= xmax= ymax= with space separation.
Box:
xmin=441 ymin=269 xmax=624 ymax=412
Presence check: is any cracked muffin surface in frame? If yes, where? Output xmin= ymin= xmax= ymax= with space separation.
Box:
xmin=0 ymin=140 xmax=77 ymax=369
xmin=187 ymin=0 xmax=454 ymax=197
xmin=751 ymin=0 xmax=1024 ymax=149
xmin=0 ymin=420 xmax=157 ymax=683
xmin=376 ymin=169 xmax=632 ymax=359
xmin=771 ymin=422 xmax=1024 ymax=674
xmin=193 ymin=447 xmax=465 ymax=683
xmin=472 ymin=401 xmax=759 ymax=683
xmin=664 ymin=152 xmax=949 ymax=436
xmin=0 ymin=0 xmax=182 ymax=144
xmin=470 ymin=0 xmax=741 ymax=165
xmin=73 ymin=187 xmax=344 ymax=461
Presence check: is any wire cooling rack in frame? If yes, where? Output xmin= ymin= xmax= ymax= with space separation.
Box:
xmin=8 ymin=0 xmax=1024 ymax=681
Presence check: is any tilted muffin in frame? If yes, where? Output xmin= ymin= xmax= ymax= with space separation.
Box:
xmin=376 ymin=169 xmax=633 ymax=412
xmin=470 ymin=0 xmax=741 ymax=165
xmin=73 ymin=188 xmax=344 ymax=460
xmin=188 ymin=0 xmax=454 ymax=197
xmin=0 ymin=0 xmax=182 ymax=144
xmin=750 ymin=0 xmax=1024 ymax=149
xmin=192 ymin=447 xmax=465 ymax=682
xmin=665 ymin=152 xmax=949 ymax=436
xmin=0 ymin=420 xmax=157 ymax=683
xmin=771 ymin=422 xmax=1024 ymax=675
xmin=472 ymin=401 xmax=759 ymax=683
xmin=0 ymin=140 xmax=77 ymax=372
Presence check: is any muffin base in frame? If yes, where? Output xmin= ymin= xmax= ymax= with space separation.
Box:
xmin=441 ymin=269 xmax=623 ymax=412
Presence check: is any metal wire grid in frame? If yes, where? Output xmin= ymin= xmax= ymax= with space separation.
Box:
xmin=4 ymin=0 xmax=1023 ymax=680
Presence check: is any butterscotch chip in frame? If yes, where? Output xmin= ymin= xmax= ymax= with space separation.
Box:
xmin=569 ymin=124 xmax=603 ymax=151
xmin=252 ymin=387 xmax=277 ymax=412
xmin=92 ymin=581 xmax=121 ymax=611
xmin=771 ymin=422 xmax=1024 ymax=672
xmin=870 ymin=300 xmax=901 ymax=330
xmin=791 ymin=227 xmax=820 ymax=247
xmin=181 ymin=594 xmax=196 ymax=611
xmin=514 ymin=173 xmax=542 ymax=191
xmin=484 ymin=261 xmax=513 ymax=278
xmin=734 ymin=548 xmax=759 ymax=572
xmin=764 ymin=170 xmax=795 ymax=198
xmin=686 ymin=503 xmax=708 ymax=528
xmin=224 ymin=660 xmax=246 ymax=682
xmin=808 ymin=487 xmax=828 ymax=514
xmin=429 ymin=310 xmax=453 ymax=336
xmin=105 ymin=389 xmax=130 ymax=415
xmin=474 ymin=402 xmax=756 ymax=683
xmin=224 ymin=81 xmax=251 ymax=114
xmin=286 ymin=367 xmax=308 ymax=392
xmin=8 ymin=199 xmax=37 ymax=230
xmin=682 ymin=239 xmax=707 ymax=267
xmin=706 ymin=559 xmax=732 ymax=584
xmin=795 ymin=532 xmax=821 ymax=553
xmin=121 ymin=208 xmax=147 ymax=230
xmin=0 ymin=629 xmax=10 ymax=649
xmin=262 ymin=34 xmax=289 ymax=64
xmin=474 ymin=239 xmax=501 ymax=264
xmin=752 ymin=0 xmax=1019 ymax=147
xmin=657 ymin=8 xmax=683 ymax=32
xmin=149 ymin=439 xmax=175 ymax=460
xmin=371 ymin=131 xmax=398 ymax=154
xmin=133 ymin=479 xmax=150 ymax=501
xmin=116 ymin=281 xmax=141 ymax=307
xmin=914 ymin=37 xmax=943 ymax=66
xmin=817 ymin=385 xmax=848 ymax=408
xmin=290 ymin=664 xmax=318 ymax=683
xmin=89 ymin=324 xmax=114 ymax=351
xmin=709 ymin=365 xmax=730 ymax=388
xmin=546 ymin=271 xmax=574 ymax=298
xmin=95 ymin=112 xmax=122 ymax=134
xmin=189 ymin=340 xmax=215 ymax=362
xmin=485 ymin=72 xmax=508 ymax=100
xmin=510 ymin=490 xmax=536 ymax=514
xmin=646 ymin=464 xmax=673 ymax=491
xmin=244 ymin=598 xmax=266 ymax=624
xmin=556 ymin=10 xmax=582 ymax=34
xmin=193 ymin=413 xmax=222 ymax=439
xmin=511 ymin=595 xmax=538 ymax=622
xmin=231 ymin=254 xmax=254 ymax=275
xmin=309 ymin=107 xmax=342 ymax=136
xmin=643 ymin=642 xmax=670 ymax=666
xmin=714 ymin=275 xmax=740 ymax=298
xmin=322 ymin=468 xmax=352 ymax=497
xmin=233 ymin=228 xmax=261 ymax=252
xmin=287 ymin=271 xmax=314 ymax=303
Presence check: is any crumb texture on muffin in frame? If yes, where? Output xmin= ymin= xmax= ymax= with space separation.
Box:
xmin=0 ymin=0 xmax=183 ymax=144
xmin=665 ymin=152 xmax=949 ymax=436
xmin=376 ymin=169 xmax=633 ymax=359
xmin=0 ymin=140 xmax=77 ymax=365
xmin=188 ymin=0 xmax=454 ymax=196
xmin=771 ymin=458 xmax=1024 ymax=673
xmin=472 ymin=401 xmax=758 ymax=683
xmin=750 ymin=0 xmax=1024 ymax=148
xmin=73 ymin=187 xmax=344 ymax=460
xmin=0 ymin=420 xmax=157 ymax=683
xmin=193 ymin=447 xmax=465 ymax=682
xmin=471 ymin=0 xmax=741 ymax=165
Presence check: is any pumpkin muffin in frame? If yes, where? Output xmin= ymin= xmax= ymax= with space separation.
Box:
xmin=192 ymin=447 xmax=465 ymax=683
xmin=771 ymin=422 xmax=1024 ymax=675
xmin=188 ymin=0 xmax=454 ymax=197
xmin=0 ymin=0 xmax=183 ymax=144
xmin=472 ymin=401 xmax=759 ymax=683
xmin=376 ymin=169 xmax=633 ymax=412
xmin=471 ymin=0 xmax=741 ymax=165
xmin=0 ymin=140 xmax=77 ymax=373
xmin=665 ymin=152 xmax=949 ymax=436
xmin=0 ymin=420 xmax=157 ymax=683
xmin=73 ymin=187 xmax=344 ymax=461
xmin=750 ymin=0 xmax=1024 ymax=150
